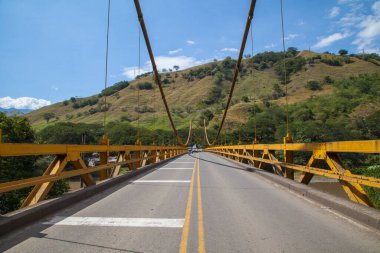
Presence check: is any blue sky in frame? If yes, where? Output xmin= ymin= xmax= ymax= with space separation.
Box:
xmin=1 ymin=0 xmax=379 ymax=109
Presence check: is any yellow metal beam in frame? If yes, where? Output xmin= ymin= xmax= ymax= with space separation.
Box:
xmin=208 ymin=140 xmax=380 ymax=153
xmin=0 ymin=143 xmax=186 ymax=157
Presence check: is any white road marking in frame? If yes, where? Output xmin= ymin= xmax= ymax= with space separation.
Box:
xmin=43 ymin=217 xmax=184 ymax=228
xmin=132 ymin=180 xmax=191 ymax=183
xmin=160 ymin=168 xmax=193 ymax=170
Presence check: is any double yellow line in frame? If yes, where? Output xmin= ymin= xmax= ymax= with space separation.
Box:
xmin=179 ymin=157 xmax=205 ymax=253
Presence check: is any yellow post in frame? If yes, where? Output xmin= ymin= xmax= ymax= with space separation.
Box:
xmin=253 ymin=139 xmax=260 ymax=168
xmin=283 ymin=134 xmax=294 ymax=180
xmin=135 ymin=139 xmax=142 ymax=168
xmin=99 ymin=137 xmax=109 ymax=181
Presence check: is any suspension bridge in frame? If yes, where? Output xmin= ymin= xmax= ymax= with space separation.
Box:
xmin=1 ymin=0 xmax=380 ymax=252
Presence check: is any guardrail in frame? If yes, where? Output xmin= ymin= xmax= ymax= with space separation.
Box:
xmin=0 ymin=141 xmax=187 ymax=208
xmin=206 ymin=139 xmax=380 ymax=207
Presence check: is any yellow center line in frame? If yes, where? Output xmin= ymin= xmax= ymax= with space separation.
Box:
xmin=179 ymin=159 xmax=196 ymax=253
xmin=197 ymin=157 xmax=206 ymax=253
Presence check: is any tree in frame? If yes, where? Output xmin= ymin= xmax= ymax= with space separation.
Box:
xmin=305 ymin=80 xmax=322 ymax=90
xmin=339 ymin=49 xmax=348 ymax=56
xmin=287 ymin=47 xmax=298 ymax=56
xmin=43 ymin=112 xmax=55 ymax=123
xmin=241 ymin=96 xmax=249 ymax=103
xmin=0 ymin=113 xmax=69 ymax=214
xmin=173 ymin=65 xmax=180 ymax=71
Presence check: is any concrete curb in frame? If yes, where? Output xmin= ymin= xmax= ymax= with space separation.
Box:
xmin=0 ymin=154 xmax=184 ymax=236
xmin=212 ymin=152 xmax=380 ymax=231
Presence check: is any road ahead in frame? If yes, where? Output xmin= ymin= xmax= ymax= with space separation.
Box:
xmin=1 ymin=152 xmax=380 ymax=253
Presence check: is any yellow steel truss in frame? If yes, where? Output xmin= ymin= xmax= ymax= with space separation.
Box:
xmin=0 ymin=142 xmax=186 ymax=208
xmin=207 ymin=139 xmax=380 ymax=207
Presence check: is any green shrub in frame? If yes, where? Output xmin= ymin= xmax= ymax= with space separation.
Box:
xmin=137 ymin=82 xmax=154 ymax=90
xmin=305 ymin=81 xmax=322 ymax=90
xmin=321 ymin=58 xmax=343 ymax=66
xmin=100 ymin=81 xmax=129 ymax=96
xmin=135 ymin=105 xmax=155 ymax=113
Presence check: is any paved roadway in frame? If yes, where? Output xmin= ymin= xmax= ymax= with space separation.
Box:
xmin=1 ymin=152 xmax=380 ymax=253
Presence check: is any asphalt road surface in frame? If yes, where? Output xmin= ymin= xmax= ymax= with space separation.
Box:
xmin=1 ymin=152 xmax=380 ymax=253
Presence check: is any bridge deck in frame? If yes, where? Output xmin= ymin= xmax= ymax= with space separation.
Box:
xmin=1 ymin=153 xmax=379 ymax=253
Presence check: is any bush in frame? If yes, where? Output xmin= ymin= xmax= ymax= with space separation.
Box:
xmin=324 ymin=76 xmax=334 ymax=84
xmin=272 ymin=83 xmax=285 ymax=99
xmin=100 ymin=81 xmax=129 ymax=96
xmin=72 ymin=97 xmax=99 ymax=109
xmin=120 ymin=115 xmax=130 ymax=122
xmin=321 ymin=58 xmax=343 ymax=66
xmin=274 ymin=57 xmax=306 ymax=83
xmin=135 ymin=105 xmax=155 ymax=113
xmin=305 ymin=81 xmax=322 ymax=90
xmin=63 ymin=100 xmax=69 ymax=106
xmin=137 ymin=82 xmax=154 ymax=90
xmin=241 ymin=96 xmax=249 ymax=103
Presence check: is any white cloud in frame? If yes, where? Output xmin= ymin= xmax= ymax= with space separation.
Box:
xmin=186 ymin=40 xmax=195 ymax=45
xmin=284 ymin=33 xmax=299 ymax=41
xmin=352 ymin=1 xmax=380 ymax=51
xmin=264 ymin=43 xmax=276 ymax=49
xmin=122 ymin=67 xmax=147 ymax=79
xmin=329 ymin=7 xmax=340 ymax=18
xmin=122 ymin=56 xmax=208 ymax=79
xmin=221 ymin=48 xmax=239 ymax=52
xmin=312 ymin=32 xmax=351 ymax=48
xmin=168 ymin=48 xmax=183 ymax=55
xmin=0 ymin=96 xmax=51 ymax=110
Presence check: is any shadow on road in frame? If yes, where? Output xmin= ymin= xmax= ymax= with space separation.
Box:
xmin=188 ymin=152 xmax=257 ymax=172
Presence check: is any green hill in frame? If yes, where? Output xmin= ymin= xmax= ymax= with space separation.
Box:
xmin=26 ymin=50 xmax=380 ymax=133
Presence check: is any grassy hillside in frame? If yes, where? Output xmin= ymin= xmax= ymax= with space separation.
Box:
xmin=26 ymin=50 xmax=380 ymax=132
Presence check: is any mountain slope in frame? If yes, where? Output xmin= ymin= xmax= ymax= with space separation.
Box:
xmin=26 ymin=51 xmax=380 ymax=131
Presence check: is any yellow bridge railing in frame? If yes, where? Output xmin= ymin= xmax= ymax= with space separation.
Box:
xmin=206 ymin=139 xmax=380 ymax=207
xmin=0 ymin=142 xmax=187 ymax=209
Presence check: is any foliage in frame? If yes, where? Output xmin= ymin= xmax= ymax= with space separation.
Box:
xmin=241 ymin=96 xmax=249 ymax=103
xmin=72 ymin=97 xmax=99 ymax=109
xmin=137 ymin=82 xmax=154 ymax=90
xmin=136 ymin=72 xmax=152 ymax=79
xmin=135 ymin=105 xmax=155 ymax=113
xmin=338 ymin=49 xmax=348 ymax=56
xmin=38 ymin=122 xmax=103 ymax=144
xmin=321 ymin=58 xmax=343 ymax=66
xmin=324 ymin=76 xmax=334 ymax=84
xmin=0 ymin=114 xmax=69 ymax=214
xmin=305 ymin=80 xmax=322 ymax=91
xmin=43 ymin=112 xmax=55 ymax=123
xmin=272 ymin=83 xmax=285 ymax=99
xmin=99 ymin=81 xmax=129 ymax=97
xmin=274 ymin=57 xmax=306 ymax=83
xmin=204 ymin=72 xmax=224 ymax=105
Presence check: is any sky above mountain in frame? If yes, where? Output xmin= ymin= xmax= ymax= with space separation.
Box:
xmin=1 ymin=0 xmax=379 ymax=109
